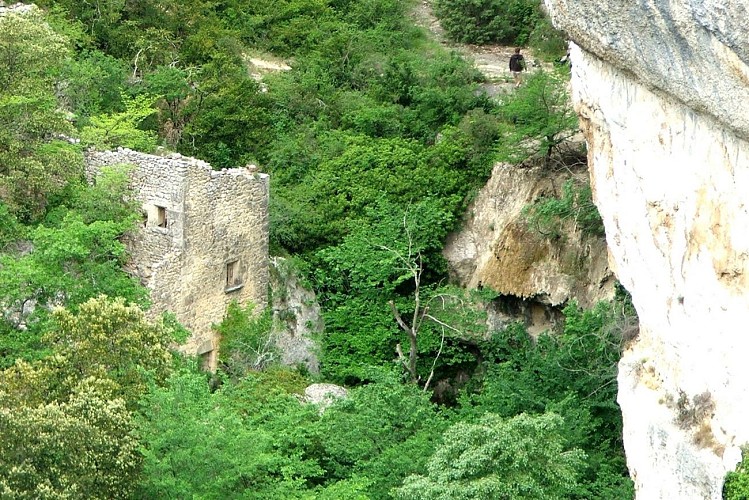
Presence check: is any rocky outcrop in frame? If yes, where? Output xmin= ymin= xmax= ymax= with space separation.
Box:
xmin=0 ymin=2 xmax=35 ymax=15
xmin=544 ymin=0 xmax=749 ymax=497
xmin=303 ymin=383 xmax=347 ymax=412
xmin=270 ymin=257 xmax=322 ymax=374
xmin=443 ymin=162 xmax=614 ymax=322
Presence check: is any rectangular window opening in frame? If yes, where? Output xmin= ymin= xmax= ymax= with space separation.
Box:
xmin=226 ymin=260 xmax=242 ymax=291
xmin=156 ymin=206 xmax=167 ymax=228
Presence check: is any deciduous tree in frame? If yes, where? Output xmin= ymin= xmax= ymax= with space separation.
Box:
xmin=395 ymin=412 xmax=585 ymax=500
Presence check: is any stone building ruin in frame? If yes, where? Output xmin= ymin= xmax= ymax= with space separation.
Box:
xmin=85 ymin=148 xmax=269 ymax=369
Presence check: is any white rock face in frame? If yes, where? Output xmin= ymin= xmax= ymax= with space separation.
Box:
xmin=443 ymin=162 xmax=614 ymax=311
xmin=542 ymin=0 xmax=749 ymax=495
xmin=270 ymin=257 xmax=322 ymax=374
xmin=303 ymin=383 xmax=347 ymax=413
xmin=544 ymin=0 xmax=749 ymax=139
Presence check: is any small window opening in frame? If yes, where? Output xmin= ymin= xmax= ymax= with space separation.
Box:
xmin=226 ymin=260 xmax=242 ymax=290
xmin=156 ymin=206 xmax=167 ymax=228
xmin=200 ymin=351 xmax=213 ymax=371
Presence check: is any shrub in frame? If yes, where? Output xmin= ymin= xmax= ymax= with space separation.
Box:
xmin=725 ymin=449 xmax=749 ymax=500
xmin=497 ymin=69 xmax=579 ymax=165
xmin=527 ymin=14 xmax=568 ymax=61
xmin=214 ymin=302 xmax=277 ymax=378
xmin=433 ymin=0 xmax=539 ymax=45
xmin=523 ymin=178 xmax=605 ymax=240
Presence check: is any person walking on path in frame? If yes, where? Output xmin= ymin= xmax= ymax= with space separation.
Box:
xmin=509 ymin=47 xmax=525 ymax=88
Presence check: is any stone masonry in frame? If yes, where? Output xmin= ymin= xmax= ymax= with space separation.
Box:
xmin=85 ymin=148 xmax=269 ymax=369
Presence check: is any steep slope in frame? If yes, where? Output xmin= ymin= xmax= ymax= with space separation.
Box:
xmin=543 ymin=0 xmax=749 ymax=497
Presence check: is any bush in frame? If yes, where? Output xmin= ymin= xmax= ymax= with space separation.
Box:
xmin=433 ymin=0 xmax=539 ymax=45
xmin=527 ymin=14 xmax=568 ymax=61
xmin=725 ymin=449 xmax=749 ymax=500
xmin=395 ymin=412 xmax=585 ymax=500
xmin=523 ymin=178 xmax=605 ymax=239
xmin=458 ymin=300 xmax=637 ymax=498
xmin=497 ymin=69 xmax=579 ymax=165
xmin=214 ymin=302 xmax=277 ymax=378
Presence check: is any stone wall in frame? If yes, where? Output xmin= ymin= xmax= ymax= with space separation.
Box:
xmin=544 ymin=0 xmax=749 ymax=497
xmin=86 ymin=149 xmax=269 ymax=369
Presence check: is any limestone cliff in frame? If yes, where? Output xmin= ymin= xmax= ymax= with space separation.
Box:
xmin=443 ymin=162 xmax=614 ymax=334
xmin=544 ymin=1 xmax=749 ymax=497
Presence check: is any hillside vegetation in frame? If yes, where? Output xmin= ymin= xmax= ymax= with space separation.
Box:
xmin=0 ymin=1 xmax=632 ymax=497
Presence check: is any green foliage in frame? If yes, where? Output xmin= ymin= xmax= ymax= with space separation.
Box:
xmin=305 ymin=477 xmax=372 ymax=500
xmin=215 ymin=301 xmax=277 ymax=378
xmin=317 ymin=199 xmax=453 ymax=295
xmin=0 ymin=134 xmax=82 ymax=222
xmin=180 ymin=76 xmax=273 ymax=168
xmin=524 ymin=178 xmax=605 ymax=239
xmin=0 ymin=12 xmax=80 ymax=222
xmin=45 ymin=296 xmax=175 ymax=406
xmin=0 ymin=11 xmax=69 ymax=91
xmin=318 ymin=294 xmax=400 ymax=383
xmin=314 ymin=199 xmax=456 ymax=382
xmin=272 ymin=135 xmax=464 ymax=252
xmin=0 ymin=203 xmax=26 ymax=251
xmin=59 ymin=50 xmax=128 ymax=121
xmin=0 ymin=296 xmax=176 ymax=498
xmin=434 ymin=0 xmax=539 ymax=45
xmin=63 ymin=163 xmax=139 ymax=222
xmin=528 ymin=15 xmax=568 ymax=61
xmin=395 ymin=412 xmax=585 ymax=500
xmin=0 ymin=165 xmax=146 ymax=366
xmin=497 ymin=69 xmax=579 ymax=165
xmin=230 ymin=367 xmax=310 ymax=405
xmin=80 ymin=93 xmax=159 ymax=151
xmin=144 ymin=65 xmax=196 ymax=146
xmin=137 ymin=374 xmax=449 ymax=499
xmin=0 ymin=13 xmax=82 ymax=223
xmin=136 ymin=368 xmax=321 ymax=499
xmin=0 ymin=297 xmax=174 ymax=408
xmin=0 ymin=216 xmax=145 ymax=364
xmin=725 ymin=448 xmax=749 ymax=500
xmin=0 ymin=162 xmax=146 ymax=367
xmin=313 ymin=381 xmax=446 ymax=498
xmin=0 ymin=378 xmax=141 ymax=499
xmin=35 ymin=0 xmax=125 ymax=48
xmin=460 ymin=300 xmax=637 ymax=498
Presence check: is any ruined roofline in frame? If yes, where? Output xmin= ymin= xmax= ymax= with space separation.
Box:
xmin=84 ymin=147 xmax=269 ymax=182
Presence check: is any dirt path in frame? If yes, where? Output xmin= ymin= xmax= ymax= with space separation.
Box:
xmin=411 ymin=0 xmax=544 ymax=95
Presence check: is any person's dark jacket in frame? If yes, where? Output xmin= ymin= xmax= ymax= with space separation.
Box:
xmin=509 ymin=54 xmax=524 ymax=72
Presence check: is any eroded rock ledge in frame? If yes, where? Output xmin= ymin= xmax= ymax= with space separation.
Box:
xmin=443 ymin=161 xmax=614 ymax=334
xmin=544 ymin=0 xmax=749 ymax=497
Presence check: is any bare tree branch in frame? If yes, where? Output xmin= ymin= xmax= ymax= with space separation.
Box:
xmin=423 ymin=325 xmax=446 ymax=392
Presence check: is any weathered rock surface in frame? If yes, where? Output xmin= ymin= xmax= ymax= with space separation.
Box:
xmin=270 ymin=257 xmax=322 ymax=374
xmin=443 ymin=162 xmax=614 ymax=320
xmin=0 ymin=2 xmax=35 ymax=15
xmin=546 ymin=0 xmax=749 ymax=140
xmin=303 ymin=383 xmax=347 ymax=412
xmin=544 ymin=0 xmax=749 ymax=497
